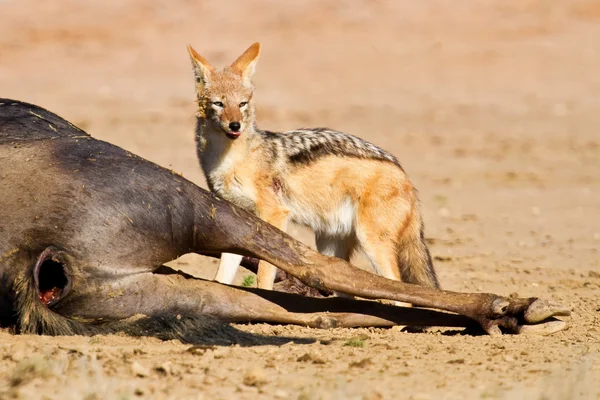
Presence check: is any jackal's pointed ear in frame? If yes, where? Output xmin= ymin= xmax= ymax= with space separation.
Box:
xmin=187 ymin=45 xmax=214 ymax=90
xmin=230 ymin=42 xmax=261 ymax=85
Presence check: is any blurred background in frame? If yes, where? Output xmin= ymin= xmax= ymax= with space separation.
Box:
xmin=1 ymin=0 xmax=598 ymax=287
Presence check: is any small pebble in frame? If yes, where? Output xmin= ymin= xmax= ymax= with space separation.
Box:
xmin=243 ymin=367 xmax=268 ymax=387
xmin=131 ymin=361 xmax=149 ymax=378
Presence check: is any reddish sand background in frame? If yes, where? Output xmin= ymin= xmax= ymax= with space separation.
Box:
xmin=1 ymin=1 xmax=599 ymax=399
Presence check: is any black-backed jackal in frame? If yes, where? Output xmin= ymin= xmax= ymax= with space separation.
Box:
xmin=187 ymin=43 xmax=440 ymax=292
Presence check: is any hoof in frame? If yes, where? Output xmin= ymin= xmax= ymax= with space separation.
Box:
xmin=524 ymin=299 xmax=571 ymax=323
xmin=517 ymin=318 xmax=567 ymax=336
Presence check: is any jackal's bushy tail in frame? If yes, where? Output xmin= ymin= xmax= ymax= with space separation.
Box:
xmin=397 ymin=214 xmax=440 ymax=289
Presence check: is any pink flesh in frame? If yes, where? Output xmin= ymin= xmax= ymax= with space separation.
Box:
xmin=40 ymin=287 xmax=61 ymax=305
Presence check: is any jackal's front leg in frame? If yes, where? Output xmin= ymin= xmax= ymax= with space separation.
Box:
xmin=256 ymin=206 xmax=290 ymax=290
xmin=214 ymin=253 xmax=244 ymax=285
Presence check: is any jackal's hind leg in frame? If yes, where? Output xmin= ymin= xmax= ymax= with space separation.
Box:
xmin=315 ymin=233 xmax=357 ymax=299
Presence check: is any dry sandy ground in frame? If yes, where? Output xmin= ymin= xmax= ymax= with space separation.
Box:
xmin=1 ymin=0 xmax=599 ymax=399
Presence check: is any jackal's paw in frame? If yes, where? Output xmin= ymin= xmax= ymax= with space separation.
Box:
xmin=476 ymin=298 xmax=571 ymax=336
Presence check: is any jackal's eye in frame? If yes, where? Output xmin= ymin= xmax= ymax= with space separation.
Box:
xmin=239 ymin=101 xmax=248 ymax=108
xmin=212 ymin=101 xmax=224 ymax=107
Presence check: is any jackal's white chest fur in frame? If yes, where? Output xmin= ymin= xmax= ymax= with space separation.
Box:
xmin=199 ymin=147 xmax=257 ymax=213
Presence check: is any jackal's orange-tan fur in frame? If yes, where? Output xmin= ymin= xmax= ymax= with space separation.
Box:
xmin=187 ymin=42 xmax=440 ymax=291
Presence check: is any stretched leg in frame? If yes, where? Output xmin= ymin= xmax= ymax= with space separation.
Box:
xmin=214 ymin=253 xmax=243 ymax=284
xmin=53 ymin=267 xmax=476 ymax=330
xmin=199 ymin=197 xmax=570 ymax=335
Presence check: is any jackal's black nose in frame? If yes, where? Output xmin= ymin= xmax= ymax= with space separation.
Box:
xmin=229 ymin=122 xmax=241 ymax=132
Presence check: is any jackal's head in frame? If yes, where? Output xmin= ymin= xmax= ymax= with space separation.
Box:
xmin=187 ymin=43 xmax=260 ymax=140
